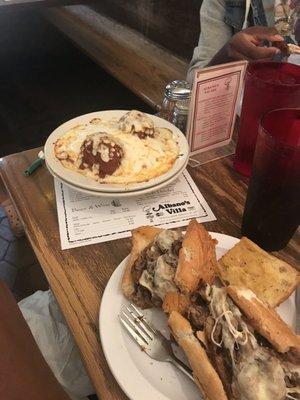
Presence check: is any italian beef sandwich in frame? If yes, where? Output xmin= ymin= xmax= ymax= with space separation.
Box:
xmin=121 ymin=219 xmax=217 ymax=313
xmin=169 ymin=285 xmax=300 ymax=400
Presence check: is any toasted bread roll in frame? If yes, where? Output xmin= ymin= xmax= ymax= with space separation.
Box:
xmin=162 ymin=292 xmax=190 ymax=315
xmin=218 ymin=237 xmax=300 ymax=307
xmin=122 ymin=226 xmax=162 ymax=299
xmin=168 ymin=311 xmax=228 ymax=400
xmin=175 ymin=220 xmax=217 ymax=293
xmin=227 ymin=286 xmax=300 ymax=356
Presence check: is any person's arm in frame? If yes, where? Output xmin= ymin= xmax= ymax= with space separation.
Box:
xmin=187 ymin=0 xmax=232 ymax=82
xmin=187 ymin=0 xmax=285 ymax=82
xmin=208 ymin=26 xmax=284 ymax=66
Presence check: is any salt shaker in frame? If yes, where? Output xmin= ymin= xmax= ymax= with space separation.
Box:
xmin=158 ymin=80 xmax=191 ymax=130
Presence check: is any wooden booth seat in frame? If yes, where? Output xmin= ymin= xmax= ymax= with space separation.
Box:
xmin=43 ymin=4 xmax=189 ymax=110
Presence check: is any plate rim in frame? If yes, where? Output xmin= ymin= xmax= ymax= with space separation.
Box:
xmin=46 ymin=160 xmax=188 ymax=198
xmin=44 ymin=110 xmax=189 ymax=193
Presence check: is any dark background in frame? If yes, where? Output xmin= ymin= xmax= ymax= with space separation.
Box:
xmin=0 ymin=1 xmax=202 ymax=156
xmin=0 ymin=9 xmax=152 ymax=156
xmin=91 ymin=0 xmax=201 ymax=59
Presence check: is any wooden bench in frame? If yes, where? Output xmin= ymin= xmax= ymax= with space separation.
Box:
xmin=43 ymin=5 xmax=189 ymax=110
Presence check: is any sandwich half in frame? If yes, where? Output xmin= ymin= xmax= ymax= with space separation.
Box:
xmin=169 ymin=285 xmax=300 ymax=400
xmin=121 ymin=219 xmax=217 ymax=313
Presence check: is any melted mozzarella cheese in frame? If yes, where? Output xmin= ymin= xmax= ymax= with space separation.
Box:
xmin=119 ymin=110 xmax=154 ymax=133
xmin=56 ymin=119 xmax=119 ymax=157
xmin=236 ymin=349 xmax=286 ymax=400
xmin=54 ymin=112 xmax=179 ymax=183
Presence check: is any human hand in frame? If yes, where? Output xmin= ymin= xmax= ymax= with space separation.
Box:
xmin=225 ymin=26 xmax=284 ymax=61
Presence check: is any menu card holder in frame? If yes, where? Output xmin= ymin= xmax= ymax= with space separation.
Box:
xmin=187 ymin=61 xmax=247 ymax=166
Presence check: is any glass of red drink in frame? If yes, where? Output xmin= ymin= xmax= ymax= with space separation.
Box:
xmin=241 ymin=108 xmax=300 ymax=251
xmin=234 ymin=62 xmax=300 ymax=177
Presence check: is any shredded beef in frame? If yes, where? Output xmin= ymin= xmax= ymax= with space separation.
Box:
xmin=285 ymin=372 xmax=300 ymax=388
xmin=133 ymin=286 xmax=161 ymax=309
xmin=255 ymin=332 xmax=272 ymax=348
xmin=188 ymin=285 xmax=210 ymax=330
xmin=132 ymin=251 xmax=148 ymax=283
xmin=188 ymin=304 xmax=210 ymax=331
xmin=146 ymin=245 xmax=162 ymax=262
xmin=190 ymin=285 xmax=209 ymax=306
xmin=131 ymin=233 xmax=180 ymax=307
xmin=172 ymin=238 xmax=183 ymax=256
xmin=255 ymin=332 xmax=300 ymax=366
xmin=281 ymin=348 xmax=300 ymax=365
xmin=205 ymin=316 xmax=234 ymax=400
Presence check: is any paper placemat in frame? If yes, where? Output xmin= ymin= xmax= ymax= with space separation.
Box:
xmin=54 ymin=170 xmax=216 ymax=249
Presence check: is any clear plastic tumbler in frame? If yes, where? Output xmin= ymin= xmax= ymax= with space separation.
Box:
xmin=234 ymin=62 xmax=300 ymax=177
xmin=241 ymin=108 xmax=300 ymax=251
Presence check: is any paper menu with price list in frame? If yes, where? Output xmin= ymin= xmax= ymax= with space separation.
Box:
xmin=54 ymin=170 xmax=216 ymax=249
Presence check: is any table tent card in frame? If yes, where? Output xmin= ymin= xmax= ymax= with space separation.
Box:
xmin=54 ymin=170 xmax=216 ymax=249
xmin=187 ymin=60 xmax=247 ymax=166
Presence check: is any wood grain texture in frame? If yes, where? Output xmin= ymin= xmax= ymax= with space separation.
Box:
xmin=0 ymin=147 xmax=298 ymax=399
xmin=43 ymin=5 xmax=188 ymax=109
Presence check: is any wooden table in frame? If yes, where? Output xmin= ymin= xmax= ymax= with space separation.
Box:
xmin=0 ymin=147 xmax=299 ymax=399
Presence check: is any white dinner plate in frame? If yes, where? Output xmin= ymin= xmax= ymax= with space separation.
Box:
xmin=44 ymin=110 xmax=189 ymax=193
xmin=99 ymin=232 xmax=296 ymax=400
xmin=46 ymin=161 xmax=188 ymax=198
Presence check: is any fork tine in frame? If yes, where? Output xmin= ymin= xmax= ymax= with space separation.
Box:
xmin=126 ymin=308 xmax=153 ymax=340
xmin=126 ymin=306 xmax=153 ymax=340
xmin=119 ymin=315 xmax=148 ymax=349
xmin=121 ymin=311 xmax=150 ymax=344
xmin=129 ymin=303 xmax=156 ymax=334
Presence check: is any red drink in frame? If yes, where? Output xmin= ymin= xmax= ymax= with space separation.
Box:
xmin=234 ymin=62 xmax=300 ymax=177
xmin=241 ymin=109 xmax=300 ymax=251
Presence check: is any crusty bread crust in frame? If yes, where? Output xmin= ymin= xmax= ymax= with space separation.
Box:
xmin=227 ymin=286 xmax=300 ymax=356
xmin=218 ymin=237 xmax=300 ymax=307
xmin=121 ymin=226 xmax=162 ymax=299
xmin=168 ymin=311 xmax=228 ymax=400
xmin=162 ymin=292 xmax=190 ymax=315
xmin=175 ymin=220 xmax=217 ymax=294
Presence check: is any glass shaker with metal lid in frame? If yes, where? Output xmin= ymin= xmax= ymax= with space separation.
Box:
xmin=158 ymin=80 xmax=191 ymax=131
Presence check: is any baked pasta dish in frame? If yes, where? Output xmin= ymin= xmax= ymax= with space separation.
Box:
xmin=54 ymin=110 xmax=180 ymax=184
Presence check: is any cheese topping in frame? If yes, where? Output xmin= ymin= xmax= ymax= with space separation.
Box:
xmin=119 ymin=110 xmax=154 ymax=136
xmin=138 ymin=229 xmax=182 ymax=300
xmin=207 ymin=285 xmax=291 ymax=400
xmin=236 ymin=350 xmax=286 ymax=400
xmin=54 ymin=111 xmax=179 ymax=183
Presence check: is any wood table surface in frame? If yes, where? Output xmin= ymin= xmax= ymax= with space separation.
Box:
xmin=0 ymin=147 xmax=299 ymax=399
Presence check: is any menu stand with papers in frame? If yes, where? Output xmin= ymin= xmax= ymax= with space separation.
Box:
xmin=187 ymin=61 xmax=247 ymax=166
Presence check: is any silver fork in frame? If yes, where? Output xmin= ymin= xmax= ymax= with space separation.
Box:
xmin=119 ymin=303 xmax=194 ymax=381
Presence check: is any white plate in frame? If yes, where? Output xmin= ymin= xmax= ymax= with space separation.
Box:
xmin=44 ymin=110 xmax=189 ymax=193
xmin=99 ymin=232 xmax=296 ymax=400
xmin=46 ymin=161 xmax=187 ymax=198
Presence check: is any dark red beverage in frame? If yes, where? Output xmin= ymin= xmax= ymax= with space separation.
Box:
xmin=241 ymin=109 xmax=300 ymax=251
xmin=234 ymin=62 xmax=300 ymax=177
